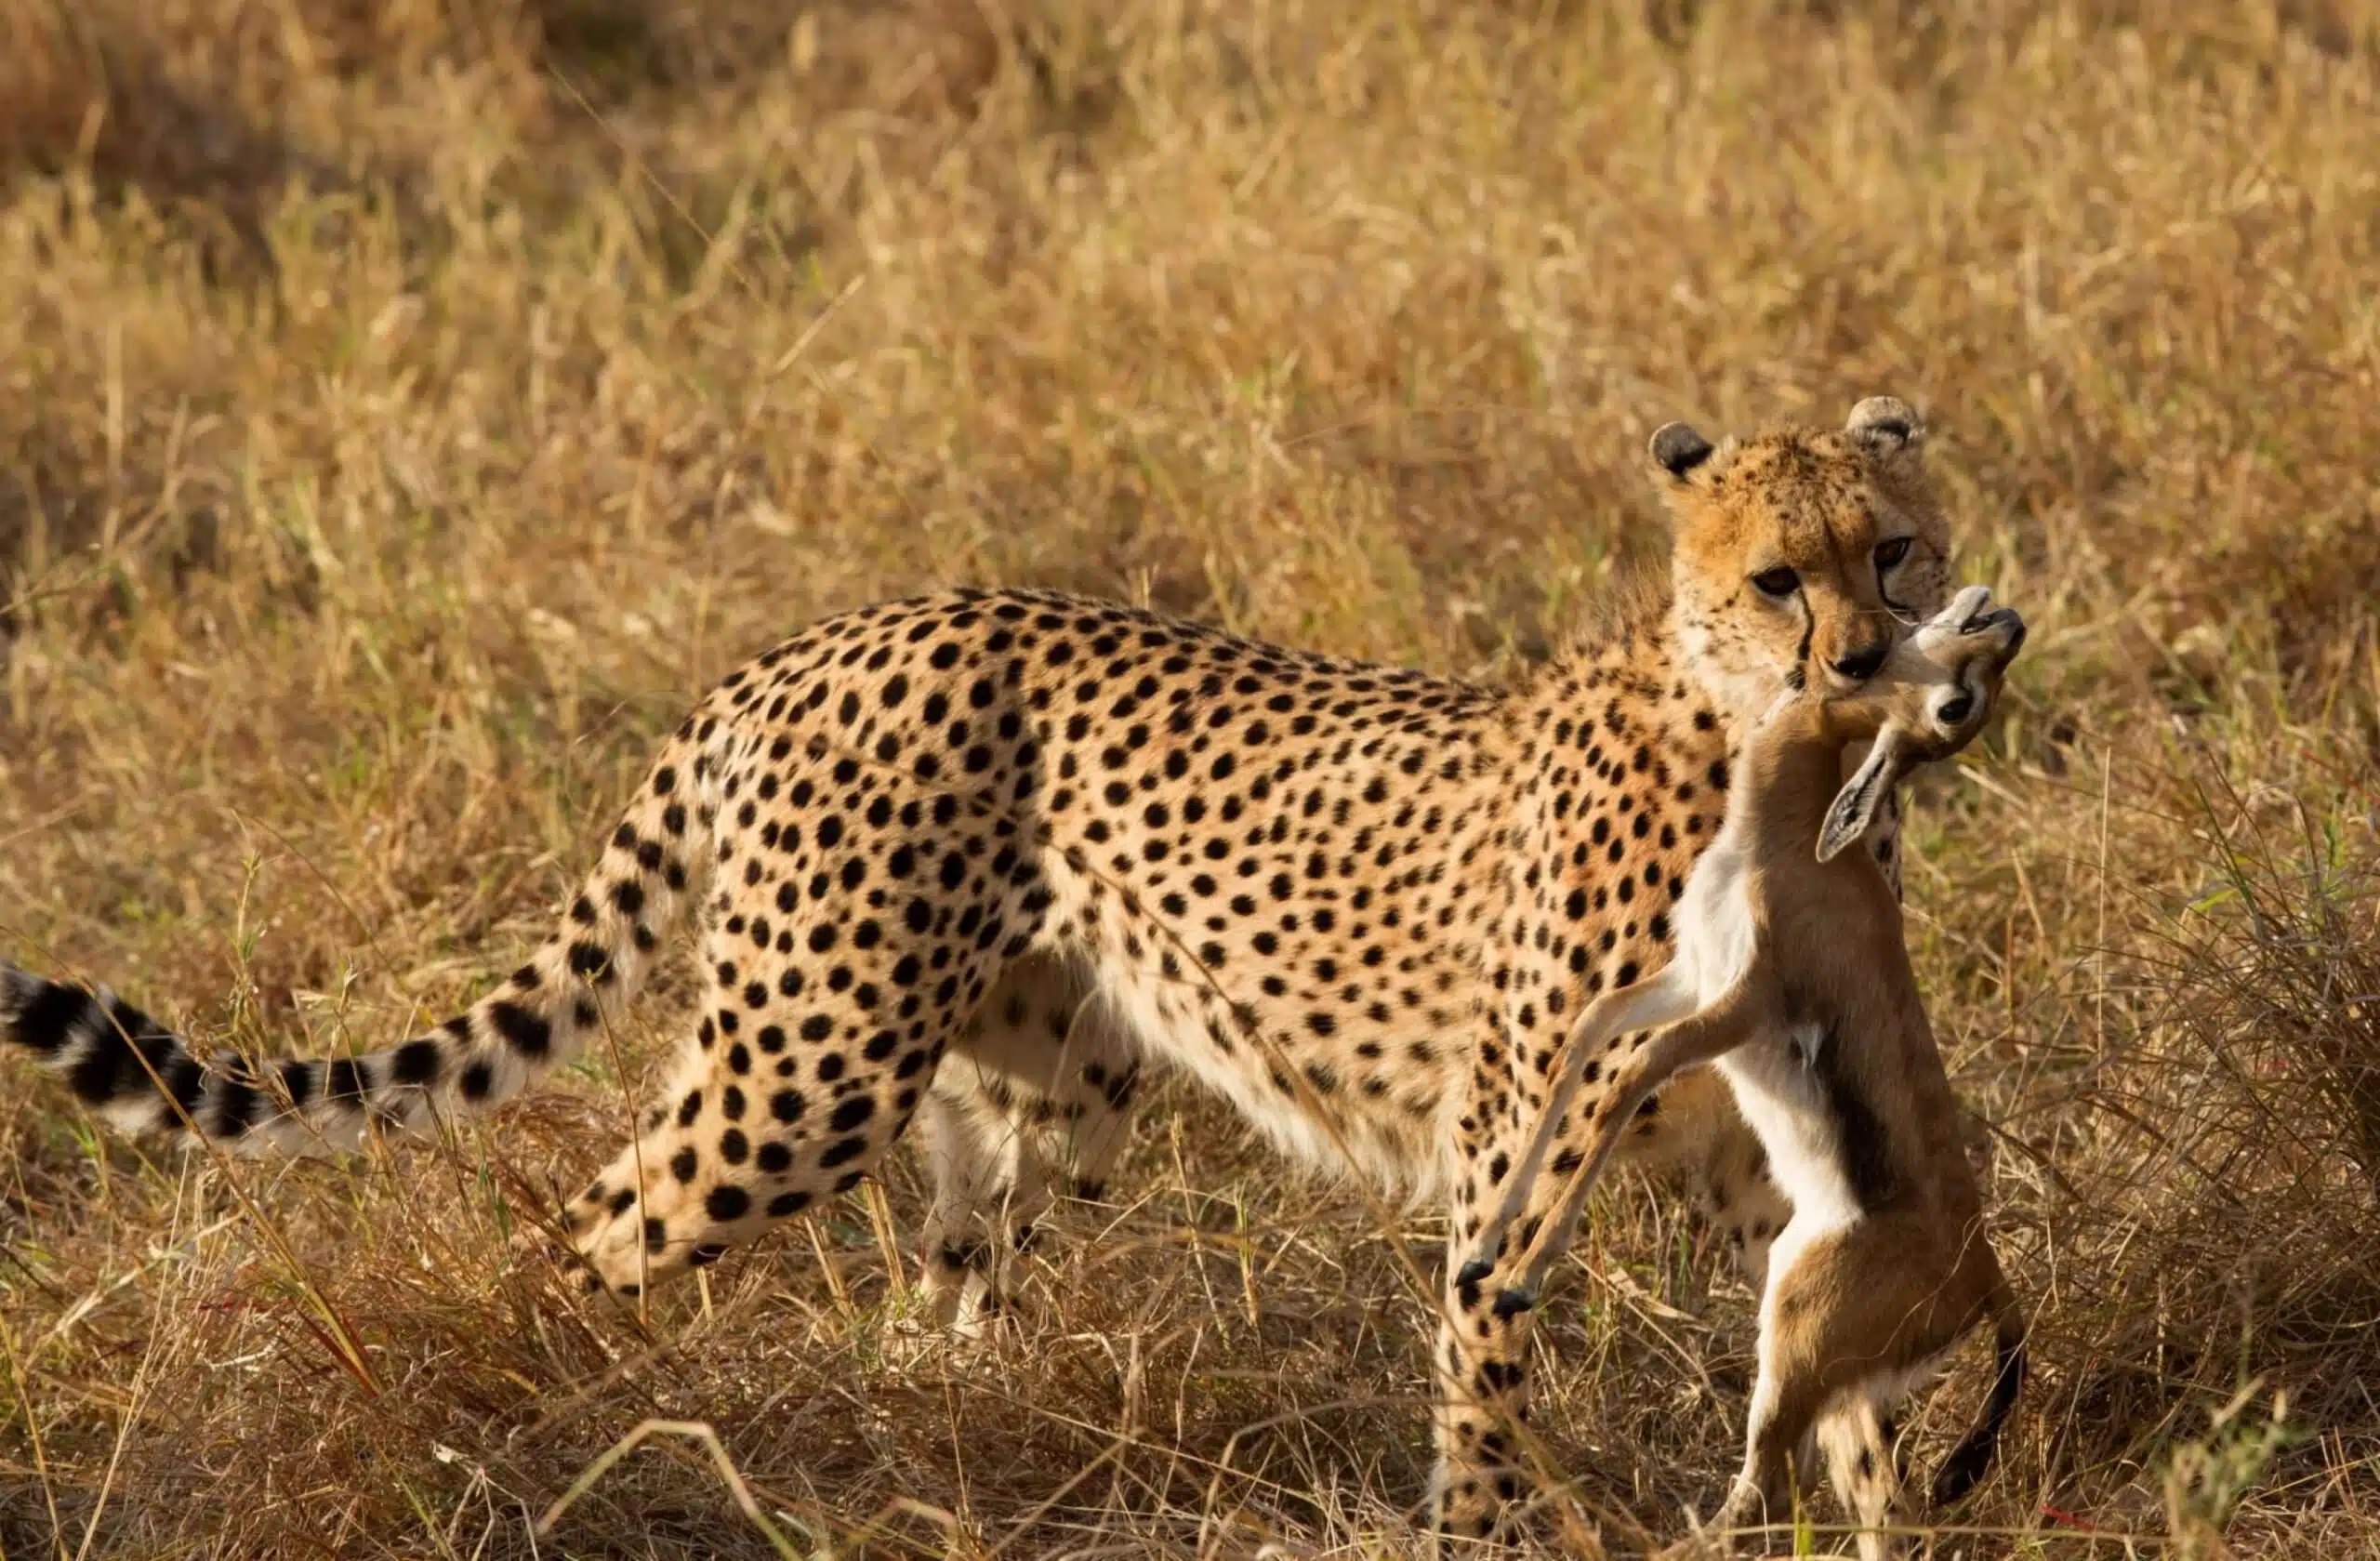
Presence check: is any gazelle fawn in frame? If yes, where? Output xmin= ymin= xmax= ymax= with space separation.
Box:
xmin=1476 ymin=583 xmax=2030 ymax=1558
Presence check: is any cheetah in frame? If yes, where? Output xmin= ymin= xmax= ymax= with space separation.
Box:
xmin=1475 ymin=584 xmax=2030 ymax=1558
xmin=3 ymin=395 xmax=1962 ymax=1542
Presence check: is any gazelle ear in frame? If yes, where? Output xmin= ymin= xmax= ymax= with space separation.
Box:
xmin=1818 ymin=729 xmax=1913 ymax=864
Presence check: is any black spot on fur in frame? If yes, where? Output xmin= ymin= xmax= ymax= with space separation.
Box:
xmin=324 ymin=1057 xmax=367 ymax=1103
xmin=212 ymin=1076 xmax=261 ymax=1136
xmin=489 ymin=1001 xmax=552 ymax=1058
xmin=391 ymin=1039 xmax=442 ymax=1086
xmin=9 ymin=980 xmax=88 ymax=1057
xmin=1491 ymin=1289 xmax=1536 ymax=1319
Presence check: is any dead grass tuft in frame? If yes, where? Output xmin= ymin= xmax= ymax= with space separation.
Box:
xmin=4 ymin=0 xmax=2380 ymax=1554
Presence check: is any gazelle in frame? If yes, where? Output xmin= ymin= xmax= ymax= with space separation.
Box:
xmin=1473 ymin=581 xmax=2030 ymax=1557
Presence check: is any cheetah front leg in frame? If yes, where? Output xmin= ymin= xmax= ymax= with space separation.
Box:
xmin=1816 ymin=1396 xmax=1906 ymax=1561
xmin=1425 ymin=1197 xmax=1544 ymax=1545
xmin=1428 ymin=1119 xmax=1650 ymax=1545
xmin=1627 ymin=1067 xmax=1794 ymax=1292
xmin=1427 ymin=1057 xmax=1671 ymax=1544
xmin=1434 ymin=968 xmax=1768 ymax=1547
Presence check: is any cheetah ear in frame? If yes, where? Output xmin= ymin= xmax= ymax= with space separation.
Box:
xmin=1845 ymin=396 xmax=1924 ymax=459
xmin=1648 ymin=421 xmax=1720 ymax=482
xmin=1817 ymin=728 xmax=1915 ymax=864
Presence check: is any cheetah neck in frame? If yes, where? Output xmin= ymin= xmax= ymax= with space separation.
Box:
xmin=1665 ymin=605 xmax=1799 ymax=739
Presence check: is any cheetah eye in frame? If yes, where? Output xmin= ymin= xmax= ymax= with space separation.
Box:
xmin=1750 ymin=566 xmax=1800 ymax=600
xmin=1873 ymin=536 xmax=1913 ymax=570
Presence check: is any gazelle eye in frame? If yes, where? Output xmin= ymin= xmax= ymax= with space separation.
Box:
xmin=1751 ymin=566 xmax=1800 ymax=599
xmin=1873 ymin=536 xmax=1913 ymax=569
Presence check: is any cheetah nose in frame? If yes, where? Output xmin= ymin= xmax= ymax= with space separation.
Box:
xmin=1831 ymin=641 xmax=1889 ymax=681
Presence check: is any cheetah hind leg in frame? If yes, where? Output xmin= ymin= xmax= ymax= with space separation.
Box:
xmin=911 ymin=1065 xmax=1055 ymax=1340
xmin=913 ymin=958 xmax=1141 ymax=1339
xmin=565 ymin=903 xmax=1018 ymax=1302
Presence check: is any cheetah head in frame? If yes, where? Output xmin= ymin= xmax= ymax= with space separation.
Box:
xmin=1649 ymin=396 xmax=1954 ymax=721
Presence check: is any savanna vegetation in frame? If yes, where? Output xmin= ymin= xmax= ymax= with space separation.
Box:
xmin=2 ymin=1 xmax=2376 ymax=1554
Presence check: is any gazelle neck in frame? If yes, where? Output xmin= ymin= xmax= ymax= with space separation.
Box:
xmin=1733 ymin=695 xmax=1879 ymax=859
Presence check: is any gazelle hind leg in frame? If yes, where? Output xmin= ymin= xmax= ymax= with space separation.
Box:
xmin=1714 ymin=1228 xmax=1837 ymax=1547
xmin=1723 ymin=1214 xmax=1974 ymax=1555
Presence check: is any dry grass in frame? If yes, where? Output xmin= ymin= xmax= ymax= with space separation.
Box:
xmin=2 ymin=0 xmax=2378 ymax=1554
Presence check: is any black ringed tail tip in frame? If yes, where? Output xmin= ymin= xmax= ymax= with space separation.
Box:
xmin=0 ymin=723 xmax=720 ymax=1157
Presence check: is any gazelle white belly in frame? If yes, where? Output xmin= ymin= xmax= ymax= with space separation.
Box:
xmin=1719 ymin=1021 xmax=1866 ymax=1278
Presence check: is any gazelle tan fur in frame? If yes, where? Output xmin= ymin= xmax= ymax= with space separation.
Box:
xmin=1473 ymin=584 xmax=2030 ymax=1559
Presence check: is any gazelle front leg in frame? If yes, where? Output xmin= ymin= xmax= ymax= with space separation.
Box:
xmin=1431 ymin=984 xmax=1766 ymax=1545
xmin=1475 ymin=972 xmax=1767 ymax=1303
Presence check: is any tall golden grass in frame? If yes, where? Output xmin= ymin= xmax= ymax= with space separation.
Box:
xmin=1 ymin=0 xmax=2375 ymax=1554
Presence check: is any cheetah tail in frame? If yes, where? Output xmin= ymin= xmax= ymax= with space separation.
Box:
xmin=0 ymin=729 xmax=718 ymax=1156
